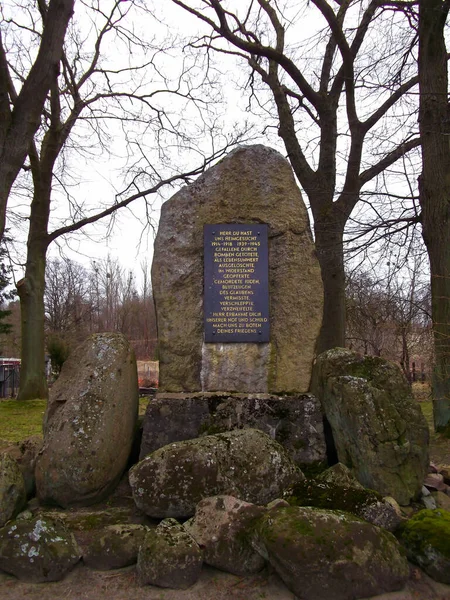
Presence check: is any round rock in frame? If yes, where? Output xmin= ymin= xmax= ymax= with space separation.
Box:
xmin=130 ymin=428 xmax=302 ymax=518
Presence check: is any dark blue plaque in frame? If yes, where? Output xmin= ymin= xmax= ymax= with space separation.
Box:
xmin=204 ymin=224 xmax=270 ymax=343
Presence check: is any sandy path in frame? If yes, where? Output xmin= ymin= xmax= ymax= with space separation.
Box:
xmin=1 ymin=562 xmax=450 ymax=600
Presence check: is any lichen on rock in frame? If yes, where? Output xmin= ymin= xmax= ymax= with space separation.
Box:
xmin=35 ymin=332 xmax=139 ymax=508
xmin=251 ymin=505 xmax=409 ymax=600
xmin=312 ymin=348 xmax=429 ymax=505
xmin=0 ymin=515 xmax=80 ymax=582
xmin=137 ymin=518 xmax=202 ymax=589
xmin=130 ymin=428 xmax=302 ymax=518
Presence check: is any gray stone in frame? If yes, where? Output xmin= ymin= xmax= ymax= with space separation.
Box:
xmin=312 ymin=348 xmax=429 ymax=505
xmin=431 ymin=491 xmax=450 ymax=511
xmin=130 ymin=428 xmax=302 ymax=518
xmin=288 ymin=479 xmax=403 ymax=532
xmin=184 ymin=495 xmax=266 ymax=575
xmin=137 ymin=518 xmax=202 ymax=589
xmin=0 ymin=453 xmax=26 ymax=527
xmin=140 ymin=392 xmax=326 ymax=466
xmin=2 ymin=436 xmax=42 ymax=498
xmin=35 ymin=333 xmax=139 ymax=508
xmin=82 ymin=524 xmax=148 ymax=570
xmin=152 ymin=144 xmax=323 ymax=394
xmin=317 ymin=463 xmax=364 ymax=489
xmin=0 ymin=515 xmax=80 ymax=582
xmin=251 ymin=506 xmax=409 ymax=600
xmin=422 ymin=495 xmax=437 ymax=509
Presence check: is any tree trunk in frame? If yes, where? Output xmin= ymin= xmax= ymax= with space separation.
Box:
xmin=0 ymin=0 xmax=74 ymax=243
xmin=16 ymin=238 xmax=48 ymax=400
xmin=418 ymin=0 xmax=450 ymax=431
xmin=314 ymin=212 xmax=346 ymax=354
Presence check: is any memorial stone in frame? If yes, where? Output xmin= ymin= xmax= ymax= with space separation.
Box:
xmin=152 ymin=144 xmax=323 ymax=394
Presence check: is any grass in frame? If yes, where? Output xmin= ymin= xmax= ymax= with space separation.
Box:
xmin=0 ymin=399 xmax=46 ymax=444
xmin=0 ymin=397 xmax=149 ymax=445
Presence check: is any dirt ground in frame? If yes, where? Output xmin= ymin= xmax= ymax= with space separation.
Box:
xmin=1 ymin=561 xmax=450 ymax=600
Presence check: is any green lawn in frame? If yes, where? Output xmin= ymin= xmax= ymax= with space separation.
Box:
xmin=0 ymin=397 xmax=149 ymax=445
xmin=0 ymin=399 xmax=46 ymax=443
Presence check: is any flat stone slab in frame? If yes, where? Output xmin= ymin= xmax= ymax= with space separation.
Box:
xmin=140 ymin=392 xmax=326 ymax=467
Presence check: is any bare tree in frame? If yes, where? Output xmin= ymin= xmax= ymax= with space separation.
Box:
xmin=171 ymin=0 xmax=421 ymax=352
xmin=0 ymin=0 xmax=74 ymax=242
xmin=418 ymin=0 xmax=450 ymax=431
xmin=346 ymin=255 xmax=432 ymax=381
xmin=45 ymin=258 xmax=91 ymax=338
xmin=5 ymin=1 xmax=242 ymax=399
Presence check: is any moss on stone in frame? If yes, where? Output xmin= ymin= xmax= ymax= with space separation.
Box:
xmin=287 ymin=478 xmax=383 ymax=516
xmin=399 ymin=509 xmax=450 ymax=558
xmin=298 ymin=462 xmax=328 ymax=479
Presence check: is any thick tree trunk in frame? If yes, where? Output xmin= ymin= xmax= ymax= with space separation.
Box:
xmin=16 ymin=238 xmax=48 ymax=400
xmin=314 ymin=212 xmax=346 ymax=354
xmin=418 ymin=0 xmax=450 ymax=431
xmin=0 ymin=0 xmax=74 ymax=243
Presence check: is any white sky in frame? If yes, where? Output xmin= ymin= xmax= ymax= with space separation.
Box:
xmin=5 ymin=0 xmax=274 ymax=287
xmin=4 ymin=0 xmax=426 ymax=289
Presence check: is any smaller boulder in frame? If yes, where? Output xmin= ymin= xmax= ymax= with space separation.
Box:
xmin=0 ymin=454 xmax=26 ymax=527
xmin=431 ymin=491 xmax=450 ymax=511
xmin=398 ymin=508 xmax=450 ymax=584
xmin=82 ymin=524 xmax=148 ymax=570
xmin=130 ymin=428 xmax=301 ymax=518
xmin=317 ymin=463 xmax=364 ymax=489
xmin=251 ymin=506 xmax=409 ymax=600
xmin=137 ymin=518 xmax=202 ymax=589
xmin=185 ymin=495 xmax=266 ymax=575
xmin=0 ymin=516 xmax=80 ymax=582
xmin=288 ymin=479 xmax=403 ymax=531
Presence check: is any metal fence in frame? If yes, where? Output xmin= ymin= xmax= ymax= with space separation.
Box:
xmin=0 ymin=358 xmax=20 ymax=398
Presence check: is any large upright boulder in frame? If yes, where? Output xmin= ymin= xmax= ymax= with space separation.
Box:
xmin=35 ymin=333 xmax=139 ymax=507
xmin=312 ymin=348 xmax=429 ymax=505
xmin=152 ymin=145 xmax=323 ymax=393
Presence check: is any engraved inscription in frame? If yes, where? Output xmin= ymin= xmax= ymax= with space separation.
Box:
xmin=204 ymin=224 xmax=270 ymax=343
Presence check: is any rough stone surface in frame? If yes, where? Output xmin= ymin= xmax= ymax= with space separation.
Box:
xmin=288 ymin=479 xmax=403 ymax=531
xmin=399 ymin=508 xmax=450 ymax=584
xmin=251 ymin=506 xmax=409 ymax=600
xmin=82 ymin=524 xmax=148 ymax=570
xmin=312 ymin=348 xmax=429 ymax=505
xmin=0 ymin=454 xmax=26 ymax=527
xmin=152 ymin=144 xmax=323 ymax=394
xmin=317 ymin=463 xmax=364 ymax=489
xmin=137 ymin=518 xmax=202 ymax=589
xmin=184 ymin=495 xmax=266 ymax=576
xmin=0 ymin=515 xmax=80 ymax=582
xmin=2 ymin=436 xmax=42 ymax=498
xmin=35 ymin=333 xmax=139 ymax=508
xmin=431 ymin=490 xmax=450 ymax=511
xmin=130 ymin=428 xmax=302 ymax=518
xmin=140 ymin=392 xmax=326 ymax=466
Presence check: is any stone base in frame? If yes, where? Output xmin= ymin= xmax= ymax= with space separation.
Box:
xmin=139 ymin=392 xmax=326 ymax=467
